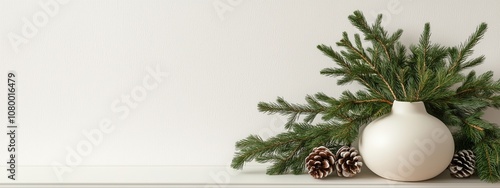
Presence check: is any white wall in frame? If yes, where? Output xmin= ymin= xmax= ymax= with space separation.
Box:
xmin=0 ymin=0 xmax=499 ymax=169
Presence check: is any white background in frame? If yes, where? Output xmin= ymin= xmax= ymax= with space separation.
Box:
xmin=0 ymin=0 xmax=499 ymax=172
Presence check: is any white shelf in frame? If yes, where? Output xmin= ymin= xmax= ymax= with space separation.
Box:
xmin=0 ymin=165 xmax=497 ymax=187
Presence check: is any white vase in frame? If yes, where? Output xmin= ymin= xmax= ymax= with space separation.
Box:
xmin=359 ymin=101 xmax=454 ymax=181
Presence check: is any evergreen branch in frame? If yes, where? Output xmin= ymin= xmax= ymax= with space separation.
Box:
xmin=317 ymin=44 xmax=386 ymax=98
xmin=348 ymin=11 xmax=391 ymax=60
xmin=484 ymin=146 xmax=493 ymax=179
xmin=262 ymin=140 xmax=307 ymax=175
xmin=231 ymin=123 xmax=344 ymax=174
xmin=415 ymin=24 xmax=431 ymax=100
xmin=448 ymin=23 xmax=488 ymax=74
xmin=475 ymin=141 xmax=500 ymax=182
xmin=358 ymin=78 xmax=385 ymax=98
xmin=494 ymin=145 xmax=499 ymax=166
xmin=352 ymin=98 xmax=393 ymax=105
xmin=456 ymin=71 xmax=500 ymax=98
xmin=338 ymin=33 xmax=373 ymax=66
xmin=322 ymin=91 xmax=392 ymax=120
xmin=378 ymin=39 xmax=391 ymax=60
xmin=420 ymin=23 xmax=431 ymax=69
xmin=462 ymin=56 xmax=485 ymax=70
xmin=283 ymin=142 xmax=303 ymax=162
xmin=258 ymin=97 xmax=327 ymax=129
xmin=423 ymin=69 xmax=463 ymax=100
xmin=466 ymin=122 xmax=485 ymax=131
xmin=338 ymin=39 xmax=398 ymax=100
xmin=395 ymin=70 xmax=408 ymax=99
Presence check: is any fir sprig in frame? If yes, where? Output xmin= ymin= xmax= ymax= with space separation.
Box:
xmin=231 ymin=10 xmax=500 ymax=182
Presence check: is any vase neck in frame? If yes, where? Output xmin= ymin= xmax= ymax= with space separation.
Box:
xmin=391 ymin=101 xmax=427 ymax=114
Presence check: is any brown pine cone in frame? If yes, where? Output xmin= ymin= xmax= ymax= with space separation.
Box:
xmin=305 ymin=146 xmax=336 ymax=179
xmin=449 ymin=149 xmax=476 ymax=178
xmin=335 ymin=146 xmax=363 ymax=177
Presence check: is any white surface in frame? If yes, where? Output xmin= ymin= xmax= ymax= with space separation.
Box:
xmin=0 ymin=0 xmax=499 ymax=184
xmin=0 ymin=165 xmax=496 ymax=187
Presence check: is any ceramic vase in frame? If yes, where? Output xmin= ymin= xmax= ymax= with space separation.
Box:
xmin=359 ymin=101 xmax=454 ymax=181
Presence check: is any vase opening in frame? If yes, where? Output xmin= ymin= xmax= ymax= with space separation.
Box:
xmin=391 ymin=101 xmax=426 ymax=114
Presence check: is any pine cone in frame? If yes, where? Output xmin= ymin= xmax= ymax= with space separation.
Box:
xmin=335 ymin=146 xmax=362 ymax=177
xmin=449 ymin=149 xmax=476 ymax=178
xmin=305 ymin=146 xmax=336 ymax=179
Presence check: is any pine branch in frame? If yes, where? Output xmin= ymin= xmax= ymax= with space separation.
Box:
xmin=231 ymin=122 xmax=344 ymax=174
xmin=456 ymin=71 xmax=500 ymax=98
xmin=348 ymin=11 xmax=392 ymax=60
xmin=322 ymin=90 xmax=392 ymax=121
xmin=318 ymin=44 xmax=386 ymax=98
xmin=448 ymin=23 xmax=488 ymax=74
xmin=415 ymin=23 xmax=431 ymax=100
xmin=337 ymin=34 xmax=398 ymax=100
xmin=407 ymin=23 xmax=459 ymax=101
xmin=257 ymin=92 xmax=392 ymax=130
xmin=475 ymin=140 xmax=500 ymax=182
xmin=395 ymin=68 xmax=408 ymax=98
xmin=232 ymin=105 xmax=388 ymax=175
xmin=257 ymin=96 xmax=327 ymax=129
